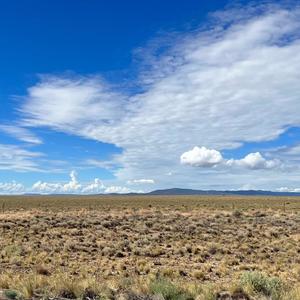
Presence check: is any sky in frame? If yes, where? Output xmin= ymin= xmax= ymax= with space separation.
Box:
xmin=1 ymin=0 xmax=300 ymax=194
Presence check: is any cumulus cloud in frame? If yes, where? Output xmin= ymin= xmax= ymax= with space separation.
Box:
xmin=181 ymin=147 xmax=280 ymax=170
xmin=277 ymin=187 xmax=300 ymax=193
xmin=104 ymin=186 xmax=138 ymax=194
xmin=0 ymin=181 xmax=25 ymax=195
xmin=226 ymin=152 xmax=280 ymax=170
xmin=31 ymin=181 xmax=62 ymax=194
xmin=30 ymin=171 xmax=140 ymax=195
xmin=180 ymin=146 xmax=223 ymax=167
xmin=18 ymin=3 xmax=300 ymax=189
xmin=64 ymin=170 xmax=81 ymax=192
xmin=81 ymin=178 xmax=105 ymax=194
xmin=0 ymin=125 xmax=42 ymax=144
xmin=32 ymin=171 xmax=82 ymax=194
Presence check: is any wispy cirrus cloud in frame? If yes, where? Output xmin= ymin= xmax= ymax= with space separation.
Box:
xmin=0 ymin=124 xmax=42 ymax=144
xmin=85 ymin=158 xmax=120 ymax=170
xmin=0 ymin=144 xmax=43 ymax=172
xmin=127 ymin=179 xmax=155 ymax=185
xmin=0 ymin=143 xmax=71 ymax=174
xmin=20 ymin=75 xmax=127 ymax=131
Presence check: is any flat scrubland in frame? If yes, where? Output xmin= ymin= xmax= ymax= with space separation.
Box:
xmin=0 ymin=195 xmax=300 ymax=300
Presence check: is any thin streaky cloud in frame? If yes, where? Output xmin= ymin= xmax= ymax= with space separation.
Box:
xmin=0 ymin=124 xmax=42 ymax=144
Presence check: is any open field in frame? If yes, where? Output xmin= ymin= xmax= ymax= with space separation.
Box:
xmin=0 ymin=195 xmax=300 ymax=300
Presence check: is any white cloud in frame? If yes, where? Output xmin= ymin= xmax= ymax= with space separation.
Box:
xmin=180 ymin=146 xmax=223 ymax=167
xmin=62 ymin=170 xmax=82 ymax=192
xmin=18 ymin=4 xmax=300 ymax=190
xmin=85 ymin=159 xmax=119 ymax=170
xmin=0 ymin=144 xmax=43 ymax=172
xmin=226 ymin=152 xmax=280 ymax=170
xmin=0 ymin=125 xmax=42 ymax=144
xmin=277 ymin=187 xmax=300 ymax=193
xmin=104 ymin=186 xmax=138 ymax=194
xmin=31 ymin=181 xmax=62 ymax=194
xmin=81 ymin=178 xmax=104 ymax=194
xmin=239 ymin=183 xmax=257 ymax=191
xmin=180 ymin=147 xmax=279 ymax=170
xmin=0 ymin=181 xmax=25 ymax=195
xmin=32 ymin=170 xmax=81 ymax=194
xmin=273 ymin=144 xmax=300 ymax=157
xmin=127 ymin=179 xmax=155 ymax=185
xmin=21 ymin=76 xmax=127 ymax=131
xmin=30 ymin=171 xmax=140 ymax=195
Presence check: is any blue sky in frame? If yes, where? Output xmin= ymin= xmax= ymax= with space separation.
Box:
xmin=1 ymin=0 xmax=300 ymax=194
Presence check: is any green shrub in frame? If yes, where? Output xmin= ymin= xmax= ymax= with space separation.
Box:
xmin=240 ymin=271 xmax=285 ymax=299
xmin=149 ymin=277 xmax=193 ymax=300
xmin=4 ymin=290 xmax=19 ymax=300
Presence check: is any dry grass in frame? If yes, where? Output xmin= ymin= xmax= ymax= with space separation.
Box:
xmin=0 ymin=195 xmax=299 ymax=299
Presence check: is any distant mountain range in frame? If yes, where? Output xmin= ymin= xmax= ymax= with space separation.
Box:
xmin=23 ymin=188 xmax=300 ymax=196
xmin=144 ymin=188 xmax=300 ymax=196
xmin=109 ymin=188 xmax=300 ymax=196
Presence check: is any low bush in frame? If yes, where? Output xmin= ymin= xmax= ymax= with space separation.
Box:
xmin=240 ymin=271 xmax=285 ymax=299
xmin=149 ymin=277 xmax=193 ymax=300
xmin=4 ymin=290 xmax=19 ymax=300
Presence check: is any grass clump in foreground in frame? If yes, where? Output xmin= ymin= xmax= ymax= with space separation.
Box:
xmin=4 ymin=290 xmax=19 ymax=300
xmin=240 ymin=271 xmax=285 ymax=300
xmin=149 ymin=277 xmax=193 ymax=300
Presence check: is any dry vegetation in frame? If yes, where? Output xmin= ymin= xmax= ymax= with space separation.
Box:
xmin=0 ymin=195 xmax=300 ymax=300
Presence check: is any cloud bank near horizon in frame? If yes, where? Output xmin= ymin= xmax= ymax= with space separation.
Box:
xmin=0 ymin=171 xmax=144 ymax=195
xmin=1 ymin=168 xmax=300 ymax=195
